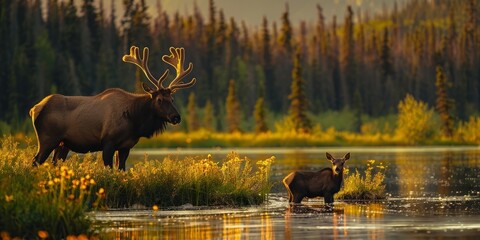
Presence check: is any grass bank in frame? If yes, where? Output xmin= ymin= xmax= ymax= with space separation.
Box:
xmin=135 ymin=129 xmax=477 ymax=148
xmin=0 ymin=137 xmax=275 ymax=238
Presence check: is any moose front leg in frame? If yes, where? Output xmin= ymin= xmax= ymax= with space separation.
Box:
xmin=102 ymin=144 xmax=116 ymax=168
xmin=118 ymin=148 xmax=130 ymax=171
xmin=52 ymin=144 xmax=69 ymax=165
xmin=324 ymin=194 xmax=334 ymax=207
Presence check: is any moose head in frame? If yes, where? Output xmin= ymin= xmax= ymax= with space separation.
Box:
xmin=326 ymin=152 xmax=350 ymax=175
xmin=122 ymin=46 xmax=196 ymax=125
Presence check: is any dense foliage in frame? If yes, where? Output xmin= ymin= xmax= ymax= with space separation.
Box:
xmin=1 ymin=0 xmax=480 ymax=134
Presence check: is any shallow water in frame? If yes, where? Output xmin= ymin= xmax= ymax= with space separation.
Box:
xmin=93 ymin=147 xmax=480 ymax=239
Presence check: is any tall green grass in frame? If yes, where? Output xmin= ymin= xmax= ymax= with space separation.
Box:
xmin=0 ymin=137 xmax=275 ymax=238
xmin=0 ymin=137 xmax=102 ymax=239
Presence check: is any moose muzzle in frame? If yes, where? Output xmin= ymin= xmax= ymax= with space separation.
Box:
xmin=170 ymin=115 xmax=181 ymax=125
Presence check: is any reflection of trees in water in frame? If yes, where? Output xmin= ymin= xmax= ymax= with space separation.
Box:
xmin=395 ymin=152 xmax=436 ymax=197
xmin=394 ymin=150 xmax=480 ymax=197
xmin=438 ymin=151 xmax=453 ymax=196
xmin=282 ymin=151 xmax=315 ymax=170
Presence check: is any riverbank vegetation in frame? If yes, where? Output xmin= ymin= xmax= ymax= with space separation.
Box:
xmin=0 ymin=137 xmax=274 ymax=238
xmin=136 ymin=99 xmax=480 ymax=148
xmin=337 ymin=160 xmax=387 ymax=200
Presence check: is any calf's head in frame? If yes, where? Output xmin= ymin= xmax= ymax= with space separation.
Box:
xmin=123 ymin=46 xmax=196 ymax=125
xmin=326 ymin=152 xmax=350 ymax=175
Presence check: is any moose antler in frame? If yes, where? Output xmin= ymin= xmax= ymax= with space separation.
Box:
xmin=123 ymin=46 xmax=196 ymax=93
xmin=122 ymin=46 xmax=169 ymax=90
xmin=162 ymin=47 xmax=196 ymax=92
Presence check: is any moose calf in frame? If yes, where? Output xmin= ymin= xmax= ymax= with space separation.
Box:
xmin=283 ymin=152 xmax=350 ymax=205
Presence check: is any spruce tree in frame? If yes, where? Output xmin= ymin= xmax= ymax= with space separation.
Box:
xmin=341 ymin=5 xmax=355 ymax=106
xmin=279 ymin=4 xmax=292 ymax=53
xmin=288 ymin=48 xmax=311 ymax=133
xmin=203 ymin=99 xmax=214 ymax=131
xmin=261 ymin=17 xmax=276 ymax=111
xmin=254 ymin=97 xmax=268 ymax=133
xmin=187 ymin=92 xmax=199 ymax=132
xmin=435 ymin=66 xmax=454 ymax=137
xmin=226 ymin=79 xmax=242 ymax=133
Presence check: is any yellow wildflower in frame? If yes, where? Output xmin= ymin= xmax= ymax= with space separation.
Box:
xmin=72 ymin=179 xmax=80 ymax=186
xmin=77 ymin=234 xmax=89 ymax=240
xmin=38 ymin=230 xmax=48 ymax=239
xmin=68 ymin=194 xmax=75 ymax=201
xmin=5 ymin=195 xmax=13 ymax=202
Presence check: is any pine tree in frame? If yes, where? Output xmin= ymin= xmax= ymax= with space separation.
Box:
xmin=254 ymin=97 xmax=268 ymax=133
xmin=288 ymin=48 xmax=311 ymax=133
xmin=379 ymin=27 xmax=395 ymax=112
xmin=226 ymin=79 xmax=242 ymax=133
xmin=340 ymin=5 xmax=355 ymax=106
xmin=435 ymin=66 xmax=454 ymax=137
xmin=203 ymin=99 xmax=214 ymax=131
xmin=278 ymin=4 xmax=292 ymax=53
xmin=261 ymin=17 xmax=276 ymax=110
xmin=187 ymin=92 xmax=199 ymax=132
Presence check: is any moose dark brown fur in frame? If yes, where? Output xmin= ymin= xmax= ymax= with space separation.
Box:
xmin=283 ymin=152 xmax=350 ymax=205
xmin=30 ymin=46 xmax=196 ymax=170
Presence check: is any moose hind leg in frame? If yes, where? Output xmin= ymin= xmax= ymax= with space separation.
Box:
xmin=293 ymin=193 xmax=304 ymax=204
xmin=283 ymin=182 xmax=293 ymax=202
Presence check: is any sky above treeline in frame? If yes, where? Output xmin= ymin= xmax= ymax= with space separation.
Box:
xmin=60 ymin=0 xmax=408 ymax=27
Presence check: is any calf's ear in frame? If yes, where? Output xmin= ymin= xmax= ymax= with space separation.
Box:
xmin=326 ymin=152 xmax=334 ymax=161
xmin=343 ymin=152 xmax=350 ymax=161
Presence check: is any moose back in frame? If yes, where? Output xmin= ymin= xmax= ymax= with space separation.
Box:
xmin=30 ymin=46 xmax=196 ymax=170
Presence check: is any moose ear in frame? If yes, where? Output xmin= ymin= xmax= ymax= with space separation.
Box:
xmin=326 ymin=152 xmax=334 ymax=161
xmin=142 ymin=83 xmax=156 ymax=95
xmin=344 ymin=152 xmax=350 ymax=161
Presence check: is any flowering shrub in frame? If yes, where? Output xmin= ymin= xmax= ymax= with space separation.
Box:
xmin=336 ymin=160 xmax=386 ymax=200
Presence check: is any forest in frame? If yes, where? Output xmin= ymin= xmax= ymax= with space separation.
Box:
xmin=0 ymin=0 xmax=479 ymax=142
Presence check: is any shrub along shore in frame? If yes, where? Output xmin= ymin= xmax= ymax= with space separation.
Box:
xmin=135 ymin=129 xmax=479 ymax=149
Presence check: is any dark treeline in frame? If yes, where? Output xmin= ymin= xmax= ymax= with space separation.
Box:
xmin=1 ymin=0 xmax=480 ymax=132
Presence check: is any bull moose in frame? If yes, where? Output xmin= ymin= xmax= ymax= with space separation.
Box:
xmin=30 ymin=46 xmax=196 ymax=170
xmin=283 ymin=152 xmax=350 ymax=205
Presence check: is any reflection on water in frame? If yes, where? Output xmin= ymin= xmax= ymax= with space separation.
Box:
xmin=98 ymin=147 xmax=480 ymax=238
xmin=94 ymin=196 xmax=480 ymax=239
